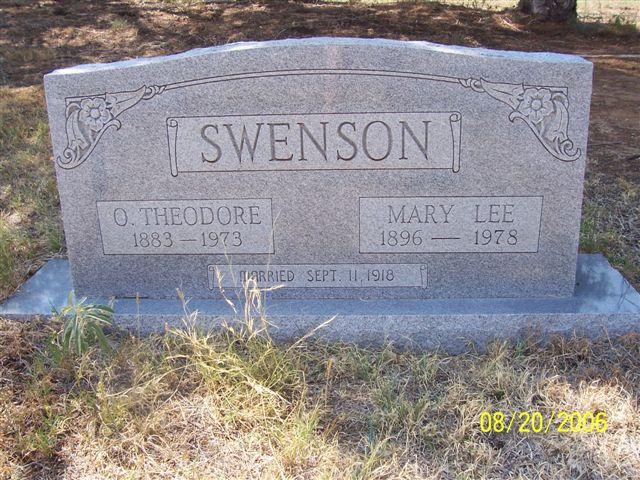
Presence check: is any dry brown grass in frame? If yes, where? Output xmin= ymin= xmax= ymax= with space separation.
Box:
xmin=0 ymin=86 xmax=63 ymax=299
xmin=401 ymin=0 xmax=640 ymax=26
xmin=582 ymin=175 xmax=640 ymax=286
xmin=1 ymin=316 xmax=639 ymax=479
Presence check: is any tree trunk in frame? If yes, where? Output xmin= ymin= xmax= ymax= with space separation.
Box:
xmin=517 ymin=0 xmax=577 ymax=22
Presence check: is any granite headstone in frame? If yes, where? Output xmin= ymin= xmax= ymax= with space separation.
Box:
xmin=42 ymin=38 xmax=594 ymax=300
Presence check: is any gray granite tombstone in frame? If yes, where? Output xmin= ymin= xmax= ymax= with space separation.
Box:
xmin=2 ymin=38 xmax=639 ymax=350
xmin=43 ymin=38 xmax=592 ymax=300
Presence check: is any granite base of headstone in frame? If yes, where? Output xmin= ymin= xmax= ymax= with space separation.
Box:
xmin=2 ymin=255 xmax=640 ymax=352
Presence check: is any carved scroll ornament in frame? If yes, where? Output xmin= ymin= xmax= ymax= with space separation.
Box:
xmin=56 ymin=69 xmax=581 ymax=170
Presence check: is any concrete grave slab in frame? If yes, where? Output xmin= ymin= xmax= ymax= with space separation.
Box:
xmin=6 ymin=38 xmax=638 ymax=350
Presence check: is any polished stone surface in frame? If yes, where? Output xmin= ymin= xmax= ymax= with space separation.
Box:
xmin=2 ymin=254 xmax=638 ymax=352
xmin=44 ymin=38 xmax=593 ymax=300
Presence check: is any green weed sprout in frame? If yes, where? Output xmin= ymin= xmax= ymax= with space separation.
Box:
xmin=52 ymin=291 xmax=114 ymax=356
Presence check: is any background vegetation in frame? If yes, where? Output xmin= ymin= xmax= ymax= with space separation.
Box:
xmin=363 ymin=0 xmax=639 ymax=26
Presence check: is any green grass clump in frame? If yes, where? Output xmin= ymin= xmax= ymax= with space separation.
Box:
xmin=53 ymin=291 xmax=114 ymax=356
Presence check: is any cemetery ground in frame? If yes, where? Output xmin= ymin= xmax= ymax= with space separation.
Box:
xmin=0 ymin=0 xmax=639 ymax=478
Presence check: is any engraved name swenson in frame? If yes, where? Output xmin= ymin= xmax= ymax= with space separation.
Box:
xmin=167 ymin=112 xmax=461 ymax=175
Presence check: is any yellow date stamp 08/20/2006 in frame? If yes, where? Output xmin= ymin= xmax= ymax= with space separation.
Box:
xmin=479 ymin=411 xmax=608 ymax=434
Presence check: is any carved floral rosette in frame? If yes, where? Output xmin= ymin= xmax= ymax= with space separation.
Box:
xmin=57 ymin=85 xmax=165 ymax=169
xmin=459 ymin=78 xmax=581 ymax=162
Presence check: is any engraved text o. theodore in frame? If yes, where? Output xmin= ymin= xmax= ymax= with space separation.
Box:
xmin=97 ymin=199 xmax=274 ymax=254
xmin=166 ymin=112 xmax=462 ymax=175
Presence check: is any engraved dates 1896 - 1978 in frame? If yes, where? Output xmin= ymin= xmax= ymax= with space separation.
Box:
xmin=359 ymin=196 xmax=543 ymax=254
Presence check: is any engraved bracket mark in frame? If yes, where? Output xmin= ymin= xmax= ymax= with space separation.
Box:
xmin=459 ymin=78 xmax=581 ymax=162
xmin=166 ymin=118 xmax=179 ymax=177
xmin=57 ymin=85 xmax=165 ymax=170
xmin=420 ymin=264 xmax=428 ymax=290
xmin=449 ymin=112 xmax=462 ymax=173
